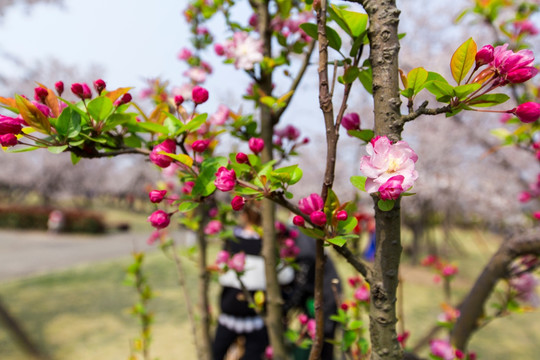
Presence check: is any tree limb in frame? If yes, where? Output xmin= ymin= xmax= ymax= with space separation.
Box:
xmin=400 ymin=101 xmax=452 ymax=123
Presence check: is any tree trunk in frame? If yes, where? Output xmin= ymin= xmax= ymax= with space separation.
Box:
xmin=196 ymin=205 xmax=212 ymax=360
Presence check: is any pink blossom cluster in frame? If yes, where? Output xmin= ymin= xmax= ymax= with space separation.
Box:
xmin=269 ymin=11 xmax=313 ymax=43
xmin=273 ymin=124 xmax=309 ymax=154
xmin=347 ymin=276 xmax=370 ymax=304
xmin=476 ymin=43 xmax=538 ymax=85
xmin=509 ymin=272 xmax=540 ymax=307
xmin=205 ymin=219 xmax=223 ymax=235
xmin=215 ymin=32 xmax=264 ymax=71
xmin=421 ymin=255 xmax=459 ymax=283
xmin=360 ymin=136 xmax=418 ymax=200
xmin=298 ymin=193 xmax=327 ymax=226
xmin=518 ymin=173 xmax=540 ymax=220
xmin=215 ymin=250 xmax=246 ymax=273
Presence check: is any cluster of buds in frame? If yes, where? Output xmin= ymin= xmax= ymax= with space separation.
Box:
xmin=297 ymin=193 xmax=326 ymax=227
xmin=214 ymin=250 xmax=246 ymax=273
xmin=273 ymin=124 xmax=309 ymax=156
xmin=275 ymin=222 xmax=300 ymax=260
xmin=429 ymin=339 xmax=476 ymax=360
xmin=421 ymin=255 xmax=459 ymax=283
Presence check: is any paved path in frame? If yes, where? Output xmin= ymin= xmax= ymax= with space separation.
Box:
xmin=0 ymin=229 xmax=192 ymax=281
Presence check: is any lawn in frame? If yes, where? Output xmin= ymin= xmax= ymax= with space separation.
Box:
xmin=0 ymin=227 xmax=539 ymax=359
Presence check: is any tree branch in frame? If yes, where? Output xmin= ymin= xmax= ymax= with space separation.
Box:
xmin=400 ymin=101 xmax=452 ymax=123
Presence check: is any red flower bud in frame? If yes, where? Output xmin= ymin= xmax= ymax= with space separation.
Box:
xmin=147 ymin=210 xmax=171 ymax=229
xmin=0 ymin=133 xmax=17 ymax=147
xmin=71 ymin=83 xmax=84 ymax=98
xmin=475 ymin=44 xmax=494 ymax=67
xmin=55 ymin=81 xmax=64 ymax=96
xmin=93 ymin=79 xmax=106 ymax=95
xmin=34 ymin=87 xmax=48 ymax=103
xmin=149 ymin=189 xmax=167 ymax=203
xmin=192 ymin=139 xmax=210 ymax=153
xmin=342 ymin=113 xmax=361 ymax=131
xmin=192 ymin=86 xmax=209 ymax=104
xmin=114 ymin=93 xmax=132 ymax=106
xmin=514 ymin=102 xmax=540 ymax=123
xmin=293 ymin=215 xmax=305 ymax=227
xmin=248 ymin=137 xmax=265 ymax=154
xmin=236 ymin=152 xmax=249 ymax=164
xmin=310 ymin=211 xmax=327 ymax=227
xmin=336 ymin=210 xmax=348 ymax=221
xmin=174 ymin=95 xmax=184 ymax=106
xmin=231 ymin=195 xmax=246 ymax=211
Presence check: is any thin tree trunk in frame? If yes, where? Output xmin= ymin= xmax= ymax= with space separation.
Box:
xmin=196 ymin=205 xmax=212 ymax=360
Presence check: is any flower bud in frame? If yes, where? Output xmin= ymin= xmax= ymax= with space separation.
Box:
xmin=519 ymin=191 xmax=531 ymax=203
xmin=192 ymin=139 xmax=210 ymax=153
xmin=514 ymin=102 xmax=540 ymax=123
xmin=475 ymin=44 xmax=494 ymax=67
xmin=231 ymin=195 xmax=246 ymax=211
xmin=310 ymin=210 xmax=327 ymax=226
xmin=248 ymin=137 xmax=265 ymax=154
xmin=236 ymin=152 xmax=249 ymax=164
xmin=264 ymin=346 xmax=273 ymax=360
xmin=507 ymin=67 xmax=539 ymax=84
xmin=0 ymin=133 xmax=17 ymax=147
xmin=336 ymin=210 xmax=348 ymax=221
xmin=378 ymin=175 xmax=405 ymax=200
xmin=192 ymin=86 xmax=209 ymax=104
xmin=214 ymin=167 xmax=236 ymax=192
xmin=71 ymin=83 xmax=84 ymax=98
xmin=147 ymin=210 xmax=171 ymax=229
xmin=214 ymin=43 xmax=225 ymax=56
xmin=149 ymin=139 xmax=177 ymax=168
xmin=293 ymin=215 xmax=305 ymax=227
xmin=342 ymin=112 xmax=361 ymax=131
xmin=216 ymin=250 xmax=230 ymax=265
xmin=228 ymin=252 xmax=246 ymax=272
xmin=93 ymin=79 xmax=106 ymax=95
xmin=298 ymin=313 xmax=308 ymax=325
xmin=34 ymin=87 xmax=48 ymax=103
xmin=55 ymin=81 xmax=64 ymax=96
xmin=174 ymin=95 xmax=184 ymax=107
xmin=0 ymin=115 xmax=24 ymax=135
xmin=182 ymin=181 xmax=195 ymax=195
xmin=114 ymin=93 xmax=132 ymax=106
xmin=340 ymin=303 xmax=349 ymax=311
xmin=204 ymin=219 xmax=223 ymax=235
xmin=298 ymin=193 xmax=324 ymax=215
xmin=81 ymin=83 xmax=92 ymax=99
xmin=149 ymin=189 xmax=167 ymax=203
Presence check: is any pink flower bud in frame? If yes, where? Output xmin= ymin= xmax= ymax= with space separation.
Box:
xmin=336 ymin=210 xmax=348 ymax=221
xmin=310 ymin=211 xmax=327 ymax=226
xmin=82 ymin=83 xmax=92 ymax=99
xmin=354 ymin=284 xmax=370 ymax=302
xmin=55 ymin=81 xmax=64 ymax=96
xmin=150 ymin=139 xmax=177 ymax=168
xmin=214 ymin=43 xmax=225 ymax=56
xmin=469 ymin=352 xmax=477 ymax=360
xmin=34 ymin=87 xmax=48 ymax=103
xmin=248 ymin=137 xmax=265 ymax=154
xmin=192 ymin=139 xmax=210 ymax=153
xmin=93 ymin=79 xmax=106 ymax=95
xmin=216 ymin=250 xmax=230 ymax=265
xmin=174 ymin=95 xmax=184 ymax=106
xmin=182 ymin=181 xmax=195 ymax=195
xmin=236 ymin=152 xmax=249 ymax=164
xmin=149 ymin=189 xmax=167 ymax=203
xmin=533 ymin=211 xmax=540 ymax=220
xmin=430 ymin=339 xmax=454 ymax=360
xmin=114 ymin=93 xmax=132 ymax=106
xmin=340 ymin=303 xmax=349 ymax=311
xmin=298 ymin=193 xmax=324 ymax=215
xmin=519 ymin=191 xmax=532 ymax=203
xmin=228 ymin=252 xmax=246 ymax=272
xmin=514 ymin=102 xmax=540 ymax=123
xmin=378 ymin=175 xmax=405 ymax=200
xmin=0 ymin=115 xmax=24 ymax=135
xmin=71 ymin=83 xmax=84 ymax=98
xmin=0 ymin=133 xmax=17 ymax=147
xmin=192 ymin=86 xmax=209 ymax=104
xmin=298 ymin=313 xmax=308 ymax=325
xmin=442 ymin=264 xmax=458 ymax=277
xmin=275 ymin=221 xmax=287 ymax=234
xmin=231 ymin=195 xmax=246 ymax=211
xmin=306 ymin=319 xmax=316 ymax=339
xmin=455 ymin=349 xmax=465 ymax=359
xmin=342 ymin=112 xmax=361 ymax=131
xmin=214 ymin=167 xmax=236 ymax=192
xmin=397 ymin=331 xmax=410 ymax=348
xmin=178 ymin=47 xmax=192 ymax=60
xmin=204 ymin=220 xmax=223 ymax=235
xmin=264 ymin=345 xmax=273 ymax=360
xmin=293 ymin=215 xmax=305 ymax=227
xmin=507 ymin=67 xmax=539 ymax=84
xmin=475 ymin=44 xmax=494 ymax=67
xmin=147 ymin=210 xmax=171 ymax=229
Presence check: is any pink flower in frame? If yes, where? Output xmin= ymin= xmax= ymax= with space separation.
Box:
xmin=475 ymin=45 xmax=494 ymax=67
xmin=204 ymin=219 xmax=222 ymax=235
xmin=93 ymin=79 xmax=106 ymax=95
xmin=397 ymin=331 xmax=410 ymax=348
xmin=222 ymin=32 xmax=263 ymax=70
xmin=0 ymin=134 xmax=17 ymax=147
xmin=0 ymin=115 xmax=23 ymax=135
xmin=533 ymin=211 xmax=540 ymax=220
xmin=248 ymin=137 xmax=265 ymax=154
xmin=216 ymin=250 xmax=230 ymax=265
xmin=335 ymin=210 xmax=348 ymax=221
xmin=185 ymin=67 xmax=207 ymax=83
xmin=192 ymin=86 xmax=209 ymax=104
xmin=214 ymin=43 xmax=225 ymax=56
xmin=274 ymin=124 xmax=300 ymax=140
xmin=55 ymin=81 xmax=64 ymax=96
xmin=264 ymin=345 xmax=273 ymax=360
xmin=342 ymin=112 xmax=361 ymax=131
xmin=210 ymin=105 xmax=230 ymax=125
xmin=147 ymin=210 xmax=171 ymax=229
xmin=182 ymin=181 xmax=195 ymax=195
xmin=293 ymin=215 xmax=305 ymax=227
xmin=228 ymin=252 xmax=246 ymax=272
xmin=150 ymin=139 xmax=177 ymax=168
xmin=310 ymin=211 xmax=327 ymax=226
xmin=149 ymin=189 xmax=167 ymax=203
xmin=442 ymin=264 xmax=458 ymax=277
xmin=306 ymin=319 xmax=316 ymax=339
xmin=510 ymin=272 xmax=539 ymax=306
xmin=236 ymin=152 xmax=249 ymax=164
xmin=178 ymin=47 xmax=193 ymax=60
xmin=147 ymin=230 xmax=161 ymax=245
xmin=378 ymin=175 xmax=405 ymax=200
xmin=519 ymin=191 xmax=531 ymax=203
xmin=231 ymin=195 xmax=246 ymax=211
xmin=513 ymin=102 xmax=540 ymax=123
xmin=430 ymin=339 xmax=455 ymax=360
xmin=192 ymin=139 xmax=210 ymax=153
xmin=360 ymin=136 xmax=418 ymax=194
xmin=32 ymin=101 xmax=51 ymax=117
xmin=214 ymin=167 xmax=236 ymax=192
xmin=513 ymin=20 xmax=539 ymax=36
xmin=491 ymin=44 xmax=538 ymax=84
xmin=298 ymin=313 xmax=309 ymax=325
xmin=354 ymin=284 xmax=370 ymax=302
xmin=275 ymin=221 xmax=287 ymax=234
xmin=298 ymin=193 xmax=324 ymax=215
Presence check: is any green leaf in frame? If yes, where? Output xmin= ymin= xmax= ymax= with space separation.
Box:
xmin=260 ymin=96 xmax=276 ymax=108
xmin=299 ymin=23 xmax=342 ymax=51
xmin=101 ymin=113 xmax=132 ymax=132
xmin=71 ymin=152 xmax=81 ymax=165
xmin=407 ymin=67 xmax=429 ymax=95
xmin=47 ymin=145 xmax=68 ymax=154
xmin=350 ymin=176 xmax=367 ymax=192
xmin=343 ymin=66 xmax=360 ymax=84
xmin=357 ymin=60 xmax=372 ymax=94
xmin=347 ymin=129 xmax=374 ymax=142
xmin=181 ymin=113 xmax=208 ymax=133
xmin=327 ymin=235 xmax=355 ymax=247
xmin=124 ymin=135 xmax=142 ymax=148
xmin=450 ymin=37 xmax=477 ymax=85
xmin=178 ymin=201 xmax=199 ymax=212
xmin=349 ymin=31 xmax=366 ymax=57
xmin=342 ymin=330 xmax=358 ymax=351
xmin=348 ymin=320 xmax=363 ymax=330
xmin=467 ymin=93 xmax=510 ymax=107
xmin=324 ymin=188 xmax=340 ymax=214
xmin=424 ymin=80 xmax=454 ymax=101
xmin=337 ymin=216 xmax=358 ymax=234
xmin=192 ymin=156 xmax=228 ymax=197
xmin=298 ymin=226 xmax=325 ymax=240
xmin=15 ymin=94 xmax=51 ymax=134
xmin=271 ymin=165 xmax=303 ymax=185
xmin=137 ymin=122 xmax=170 ymax=134
xmin=453 ymin=83 xmax=481 ymax=99
xmin=377 ymin=199 xmax=395 ymax=211
xmin=87 ymin=96 xmax=113 ymax=122
xmin=165 ymin=153 xmax=194 ymax=168
xmin=330 ymin=5 xmax=368 ymax=37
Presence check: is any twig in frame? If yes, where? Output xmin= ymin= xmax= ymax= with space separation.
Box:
xmin=401 ymin=101 xmax=452 ymax=123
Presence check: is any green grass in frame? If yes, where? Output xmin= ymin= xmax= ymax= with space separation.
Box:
xmin=0 ymin=227 xmax=539 ymax=359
